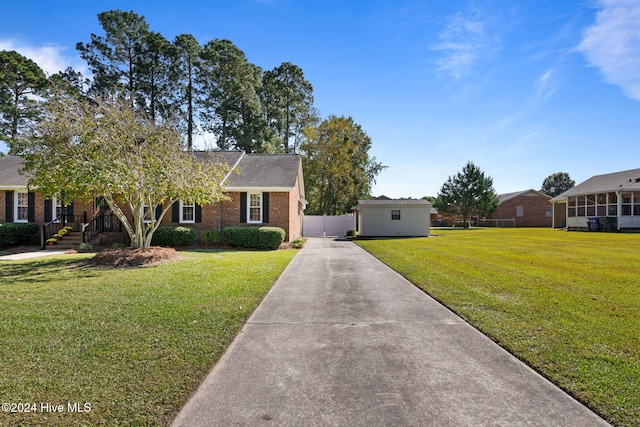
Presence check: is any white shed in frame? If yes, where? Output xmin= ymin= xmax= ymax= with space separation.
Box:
xmin=356 ymin=199 xmax=431 ymax=237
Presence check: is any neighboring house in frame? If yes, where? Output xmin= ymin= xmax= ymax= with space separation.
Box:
xmin=356 ymin=199 xmax=431 ymax=237
xmin=550 ymin=167 xmax=640 ymax=231
xmin=486 ymin=189 xmax=552 ymax=227
xmin=0 ymin=151 xmax=306 ymax=243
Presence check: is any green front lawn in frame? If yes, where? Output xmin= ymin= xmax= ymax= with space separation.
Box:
xmin=356 ymin=228 xmax=639 ymax=427
xmin=0 ymin=249 xmax=296 ymax=426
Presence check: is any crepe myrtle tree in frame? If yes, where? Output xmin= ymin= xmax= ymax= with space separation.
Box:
xmin=434 ymin=161 xmax=499 ymax=228
xmin=18 ymin=94 xmax=229 ymax=248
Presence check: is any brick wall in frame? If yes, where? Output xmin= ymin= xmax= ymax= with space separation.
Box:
xmin=1 ymin=189 xmax=301 ymax=242
xmin=492 ymin=194 xmax=552 ymax=227
xmin=288 ymin=176 xmax=303 ymax=240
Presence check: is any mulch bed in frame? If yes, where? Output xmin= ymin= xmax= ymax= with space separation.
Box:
xmin=88 ymin=247 xmax=181 ymax=267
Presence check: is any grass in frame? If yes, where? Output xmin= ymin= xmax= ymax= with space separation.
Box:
xmin=0 ymin=249 xmax=296 ymax=426
xmin=356 ymin=228 xmax=639 ymax=427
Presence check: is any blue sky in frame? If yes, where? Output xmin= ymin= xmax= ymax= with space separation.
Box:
xmin=1 ymin=0 xmax=639 ymax=198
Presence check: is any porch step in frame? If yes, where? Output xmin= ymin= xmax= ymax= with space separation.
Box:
xmin=45 ymin=231 xmax=83 ymax=250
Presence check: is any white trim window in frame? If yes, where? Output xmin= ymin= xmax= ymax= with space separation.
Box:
xmin=391 ymin=209 xmax=401 ymax=220
xmin=53 ymin=196 xmax=62 ymax=221
xmin=248 ymin=192 xmax=262 ymax=223
xmin=180 ymin=201 xmax=195 ymax=223
xmin=516 ymin=205 xmax=525 ymax=217
xmin=141 ymin=204 xmax=152 ymax=223
xmin=15 ymin=191 xmax=29 ymax=222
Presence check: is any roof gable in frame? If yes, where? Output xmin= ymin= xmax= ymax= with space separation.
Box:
xmin=551 ymin=168 xmax=640 ymax=201
xmin=498 ymin=189 xmax=550 ymax=204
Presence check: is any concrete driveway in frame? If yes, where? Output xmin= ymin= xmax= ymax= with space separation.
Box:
xmin=171 ymin=238 xmax=609 ymax=426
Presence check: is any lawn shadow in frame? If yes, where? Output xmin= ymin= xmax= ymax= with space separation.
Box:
xmin=0 ymin=257 xmax=99 ymax=285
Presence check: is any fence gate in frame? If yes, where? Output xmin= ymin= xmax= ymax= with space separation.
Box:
xmin=303 ymin=215 xmax=356 ymax=237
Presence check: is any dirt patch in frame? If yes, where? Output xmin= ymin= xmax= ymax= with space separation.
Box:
xmin=89 ymin=247 xmax=181 ymax=267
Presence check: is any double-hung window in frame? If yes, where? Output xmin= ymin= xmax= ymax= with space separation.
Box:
xmin=391 ymin=209 xmax=401 ymax=220
xmin=141 ymin=204 xmax=152 ymax=223
xmin=53 ymin=196 xmax=62 ymax=220
xmin=16 ymin=192 xmax=29 ymax=222
xmin=248 ymin=193 xmax=262 ymax=223
xmin=180 ymin=201 xmax=195 ymax=223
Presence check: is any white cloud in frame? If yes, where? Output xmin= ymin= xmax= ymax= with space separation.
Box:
xmin=431 ymin=8 xmax=502 ymax=80
xmin=534 ymin=69 xmax=558 ymax=103
xmin=578 ymin=0 xmax=640 ymax=100
xmin=0 ymin=39 xmax=86 ymax=77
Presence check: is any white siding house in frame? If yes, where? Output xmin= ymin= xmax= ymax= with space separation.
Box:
xmin=550 ymin=168 xmax=640 ymax=231
xmin=356 ymin=199 xmax=431 ymax=237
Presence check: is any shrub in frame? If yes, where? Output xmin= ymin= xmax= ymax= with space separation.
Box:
xmin=78 ymin=242 xmax=93 ymax=252
xmin=151 ymin=226 xmax=196 ymax=247
xmin=291 ymin=238 xmax=304 ymax=249
xmin=222 ymin=226 xmax=285 ymax=250
xmin=0 ymin=223 xmax=40 ymax=247
xmin=201 ymin=230 xmax=221 ymax=245
xmin=346 ymin=229 xmax=356 ymax=237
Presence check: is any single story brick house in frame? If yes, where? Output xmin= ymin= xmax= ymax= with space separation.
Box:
xmin=355 ymin=199 xmax=431 ymax=237
xmin=0 ymin=151 xmax=306 ymax=244
xmin=485 ymin=189 xmax=553 ymax=227
xmin=550 ymin=167 xmax=640 ymax=231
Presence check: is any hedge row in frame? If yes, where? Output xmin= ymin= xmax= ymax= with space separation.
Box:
xmin=150 ymin=226 xmax=196 ymax=247
xmin=0 ymin=223 xmax=40 ymax=247
xmin=222 ymin=226 xmax=285 ymax=250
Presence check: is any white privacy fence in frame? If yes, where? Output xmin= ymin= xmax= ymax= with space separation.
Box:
xmin=303 ymin=214 xmax=356 ymax=237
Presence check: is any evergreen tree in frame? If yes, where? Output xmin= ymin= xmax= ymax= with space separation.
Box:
xmin=173 ymin=34 xmax=201 ymax=150
xmin=434 ymin=161 xmax=499 ymax=228
xmin=76 ymin=10 xmax=150 ymax=108
xmin=0 ymin=50 xmax=48 ymax=153
xmin=262 ymin=62 xmax=316 ymax=153
xmin=197 ymin=39 xmax=262 ymax=151
xmin=541 ymin=172 xmax=575 ymax=197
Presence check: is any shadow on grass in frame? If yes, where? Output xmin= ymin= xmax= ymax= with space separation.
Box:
xmin=0 ymin=257 xmax=99 ymax=285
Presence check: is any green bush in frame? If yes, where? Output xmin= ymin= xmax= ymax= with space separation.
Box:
xmin=291 ymin=238 xmax=304 ymax=249
xmin=151 ymin=226 xmax=196 ymax=247
xmin=78 ymin=243 xmax=93 ymax=252
xmin=0 ymin=223 xmax=39 ymax=247
xmin=222 ymin=226 xmax=285 ymax=250
xmin=201 ymin=230 xmax=221 ymax=245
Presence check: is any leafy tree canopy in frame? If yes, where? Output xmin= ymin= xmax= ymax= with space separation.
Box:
xmin=302 ymin=115 xmax=385 ymax=215
xmin=434 ymin=161 xmax=499 ymax=228
xmin=16 ymin=94 xmax=229 ymax=248
xmin=0 ymin=50 xmax=49 ymax=152
xmin=541 ymin=172 xmax=575 ymax=197
xmin=262 ymin=62 xmax=316 ymax=153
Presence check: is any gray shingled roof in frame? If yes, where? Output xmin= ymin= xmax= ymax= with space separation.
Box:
xmin=551 ymin=168 xmax=640 ymax=202
xmin=225 ymin=154 xmax=302 ymax=189
xmin=0 ymin=155 xmax=31 ymax=188
xmin=193 ymin=150 xmax=243 ymax=170
xmin=0 ymin=151 xmax=302 ymax=192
